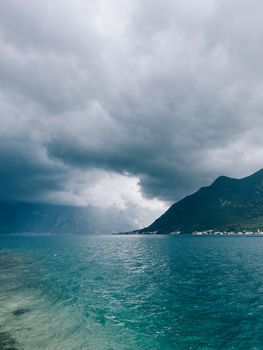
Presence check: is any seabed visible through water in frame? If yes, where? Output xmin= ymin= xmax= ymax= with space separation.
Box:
xmin=1 ymin=234 xmax=263 ymax=350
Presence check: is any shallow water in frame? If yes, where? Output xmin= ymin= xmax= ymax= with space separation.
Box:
xmin=1 ymin=235 xmax=263 ymax=349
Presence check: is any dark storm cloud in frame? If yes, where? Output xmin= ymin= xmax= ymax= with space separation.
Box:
xmin=1 ymin=0 xmax=263 ymax=206
xmin=0 ymin=134 xmax=68 ymax=202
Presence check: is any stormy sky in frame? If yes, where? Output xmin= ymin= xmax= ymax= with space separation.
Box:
xmin=1 ymin=0 xmax=263 ymax=218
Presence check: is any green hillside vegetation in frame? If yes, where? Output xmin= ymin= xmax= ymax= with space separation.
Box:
xmin=140 ymin=169 xmax=263 ymax=234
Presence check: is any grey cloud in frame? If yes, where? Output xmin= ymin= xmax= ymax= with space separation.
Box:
xmin=1 ymin=0 xmax=263 ymax=207
xmin=0 ymin=138 xmax=66 ymax=202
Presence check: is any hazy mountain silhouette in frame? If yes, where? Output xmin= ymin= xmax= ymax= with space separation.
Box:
xmin=0 ymin=201 xmax=152 ymax=234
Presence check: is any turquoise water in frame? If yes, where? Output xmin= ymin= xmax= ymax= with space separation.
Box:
xmin=1 ymin=235 xmax=263 ymax=349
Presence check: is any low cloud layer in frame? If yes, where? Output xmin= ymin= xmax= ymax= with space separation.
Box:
xmin=1 ymin=0 xmax=263 ymax=214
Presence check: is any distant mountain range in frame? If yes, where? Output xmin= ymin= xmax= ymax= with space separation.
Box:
xmin=2 ymin=169 xmax=263 ymax=235
xmin=0 ymin=201 xmax=154 ymax=234
xmin=138 ymin=169 xmax=263 ymax=234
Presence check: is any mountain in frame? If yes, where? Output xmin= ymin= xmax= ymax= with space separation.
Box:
xmin=139 ymin=169 xmax=263 ymax=234
xmin=0 ymin=201 xmax=153 ymax=234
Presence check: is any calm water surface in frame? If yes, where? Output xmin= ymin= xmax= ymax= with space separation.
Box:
xmin=1 ymin=235 xmax=263 ymax=350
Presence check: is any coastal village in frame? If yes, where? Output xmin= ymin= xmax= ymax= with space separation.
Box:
xmin=192 ymin=229 xmax=263 ymax=236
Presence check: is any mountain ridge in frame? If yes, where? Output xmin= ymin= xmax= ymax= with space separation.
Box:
xmin=138 ymin=168 xmax=263 ymax=234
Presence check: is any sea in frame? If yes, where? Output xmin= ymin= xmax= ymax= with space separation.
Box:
xmin=1 ymin=234 xmax=263 ymax=350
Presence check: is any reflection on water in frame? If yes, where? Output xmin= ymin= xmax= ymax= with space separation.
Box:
xmin=1 ymin=235 xmax=263 ymax=349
